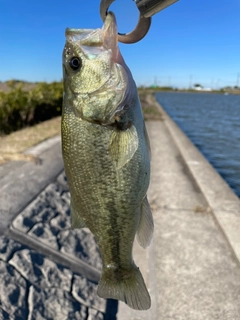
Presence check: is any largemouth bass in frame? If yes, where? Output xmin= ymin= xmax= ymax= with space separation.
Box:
xmin=62 ymin=12 xmax=154 ymax=310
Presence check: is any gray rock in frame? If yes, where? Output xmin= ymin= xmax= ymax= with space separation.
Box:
xmin=60 ymin=190 xmax=71 ymax=206
xmin=12 ymin=204 xmax=56 ymax=234
xmin=0 ymin=236 xmax=24 ymax=262
xmin=9 ymin=249 xmax=72 ymax=291
xmin=50 ymin=212 xmax=71 ymax=233
xmin=28 ymin=222 xmax=59 ymax=250
xmin=58 ymin=228 xmax=102 ymax=270
xmin=0 ymin=307 xmax=11 ymax=320
xmin=0 ymin=260 xmax=28 ymax=319
xmin=87 ymin=309 xmax=105 ymax=320
xmin=12 ymin=183 xmax=70 ymax=233
xmin=44 ymin=185 xmax=70 ymax=216
xmin=72 ymin=274 xmax=106 ymax=313
xmin=28 ymin=286 xmax=88 ymax=320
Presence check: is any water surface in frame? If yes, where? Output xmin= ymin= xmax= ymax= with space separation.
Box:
xmin=155 ymin=92 xmax=240 ymax=197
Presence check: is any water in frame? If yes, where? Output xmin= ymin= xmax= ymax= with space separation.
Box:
xmin=155 ymin=92 xmax=240 ymax=197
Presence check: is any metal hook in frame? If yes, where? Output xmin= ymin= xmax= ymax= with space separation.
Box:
xmin=135 ymin=0 xmax=179 ymax=18
xmin=100 ymin=0 xmax=151 ymax=44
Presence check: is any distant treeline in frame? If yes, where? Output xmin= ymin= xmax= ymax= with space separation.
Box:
xmin=0 ymin=81 xmax=63 ymax=135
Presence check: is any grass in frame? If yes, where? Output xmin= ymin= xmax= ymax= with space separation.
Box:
xmin=0 ymin=117 xmax=61 ymax=164
xmin=139 ymin=93 xmax=163 ymax=121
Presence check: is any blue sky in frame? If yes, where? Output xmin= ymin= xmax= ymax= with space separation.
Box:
xmin=0 ymin=0 xmax=239 ymax=88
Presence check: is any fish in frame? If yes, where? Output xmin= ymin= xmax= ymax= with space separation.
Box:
xmin=61 ymin=12 xmax=154 ymax=310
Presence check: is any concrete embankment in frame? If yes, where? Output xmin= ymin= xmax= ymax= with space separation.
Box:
xmin=1 ymin=95 xmax=240 ymax=319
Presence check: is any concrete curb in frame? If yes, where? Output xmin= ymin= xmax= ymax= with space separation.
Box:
xmin=8 ymin=225 xmax=101 ymax=284
xmin=157 ymin=100 xmax=240 ymax=265
xmin=0 ymin=136 xmax=64 ymax=235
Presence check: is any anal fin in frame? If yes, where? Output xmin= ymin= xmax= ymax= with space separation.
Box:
xmin=136 ymin=196 xmax=154 ymax=248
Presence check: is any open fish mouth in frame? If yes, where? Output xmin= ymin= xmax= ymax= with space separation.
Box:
xmin=65 ymin=11 xmax=118 ymax=62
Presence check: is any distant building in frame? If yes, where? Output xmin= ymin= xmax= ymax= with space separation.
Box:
xmin=194 ymin=86 xmax=212 ymax=91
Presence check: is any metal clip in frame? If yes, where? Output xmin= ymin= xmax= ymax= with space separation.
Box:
xmin=134 ymin=0 xmax=178 ymax=18
xmin=100 ymin=0 xmax=178 ymax=44
xmin=100 ymin=0 xmax=151 ymax=44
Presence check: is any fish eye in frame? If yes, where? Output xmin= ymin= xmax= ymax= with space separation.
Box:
xmin=69 ymin=57 xmax=82 ymax=71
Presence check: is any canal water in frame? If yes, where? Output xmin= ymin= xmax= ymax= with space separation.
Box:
xmin=155 ymin=92 xmax=240 ymax=197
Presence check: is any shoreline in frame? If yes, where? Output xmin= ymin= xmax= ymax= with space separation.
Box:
xmin=157 ymin=99 xmax=240 ymax=265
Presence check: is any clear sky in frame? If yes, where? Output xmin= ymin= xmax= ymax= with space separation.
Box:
xmin=0 ymin=0 xmax=239 ymax=88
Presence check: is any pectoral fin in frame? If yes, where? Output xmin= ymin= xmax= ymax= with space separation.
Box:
xmin=71 ymin=201 xmax=86 ymax=229
xmin=110 ymin=125 xmax=138 ymax=170
xmin=136 ymin=196 xmax=154 ymax=248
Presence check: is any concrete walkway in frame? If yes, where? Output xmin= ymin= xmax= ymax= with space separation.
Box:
xmin=118 ymin=118 xmax=240 ymax=319
xmin=1 ymin=101 xmax=240 ymax=319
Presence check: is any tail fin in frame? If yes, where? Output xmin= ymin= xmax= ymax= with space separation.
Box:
xmin=97 ymin=265 xmax=151 ymax=310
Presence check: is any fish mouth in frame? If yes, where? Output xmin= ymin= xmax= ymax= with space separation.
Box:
xmin=65 ymin=12 xmax=118 ymax=61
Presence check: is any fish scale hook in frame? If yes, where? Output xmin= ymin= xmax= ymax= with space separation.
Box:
xmin=100 ymin=0 xmax=178 ymax=44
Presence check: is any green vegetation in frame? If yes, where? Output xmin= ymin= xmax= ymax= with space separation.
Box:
xmin=138 ymin=86 xmax=175 ymax=94
xmin=0 ymin=81 xmax=63 ymax=135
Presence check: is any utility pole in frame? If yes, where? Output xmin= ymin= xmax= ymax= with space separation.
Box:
xmin=236 ymin=73 xmax=240 ymax=88
xmin=168 ymin=76 xmax=171 ymax=87
xmin=211 ymin=78 xmax=214 ymax=90
xmin=154 ymin=76 xmax=158 ymax=87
